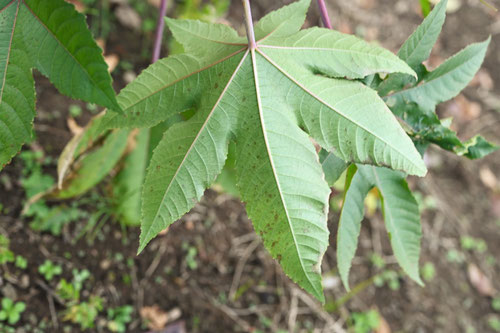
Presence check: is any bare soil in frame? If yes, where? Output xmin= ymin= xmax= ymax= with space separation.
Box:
xmin=1 ymin=0 xmax=500 ymax=332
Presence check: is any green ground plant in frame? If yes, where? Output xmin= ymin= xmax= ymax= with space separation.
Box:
xmin=351 ymin=309 xmax=380 ymax=333
xmin=38 ymin=260 xmax=62 ymax=281
xmin=0 ymin=0 xmax=497 ymax=302
xmin=0 ymin=235 xmax=14 ymax=265
xmin=63 ymin=295 xmax=103 ymax=330
xmin=14 ymin=255 xmax=27 ymax=270
xmin=107 ymin=305 xmax=133 ymax=333
xmin=0 ymin=298 xmax=25 ymax=325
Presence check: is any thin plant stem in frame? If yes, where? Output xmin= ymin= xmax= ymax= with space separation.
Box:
xmin=317 ymin=0 xmax=332 ymax=29
xmin=242 ymin=0 xmax=256 ymax=49
xmin=479 ymin=0 xmax=498 ymax=11
xmin=152 ymin=0 xmax=169 ymax=63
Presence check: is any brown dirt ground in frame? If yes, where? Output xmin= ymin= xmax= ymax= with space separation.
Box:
xmin=1 ymin=0 xmax=500 ymax=332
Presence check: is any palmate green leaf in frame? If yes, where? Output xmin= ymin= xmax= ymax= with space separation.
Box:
xmin=337 ymin=165 xmax=422 ymax=290
xmin=103 ymin=1 xmax=426 ymax=301
xmin=0 ymin=0 xmax=118 ymax=170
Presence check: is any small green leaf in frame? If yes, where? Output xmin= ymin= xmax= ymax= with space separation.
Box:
xmin=1 ymin=298 xmax=12 ymax=309
xmin=13 ymin=302 xmax=25 ymax=313
xmin=458 ymin=135 xmax=499 ymax=159
xmin=420 ymin=0 xmax=432 ymax=17
xmin=399 ymin=0 xmax=447 ymax=69
xmin=389 ymin=37 xmax=490 ymax=112
xmin=388 ymin=102 xmax=498 ymax=159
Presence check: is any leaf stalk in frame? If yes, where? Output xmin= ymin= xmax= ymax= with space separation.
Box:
xmin=317 ymin=0 xmax=332 ymax=29
xmin=152 ymin=0 xmax=169 ymax=63
xmin=242 ymin=0 xmax=257 ymax=49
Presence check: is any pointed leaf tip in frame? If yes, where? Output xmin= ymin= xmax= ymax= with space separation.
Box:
xmin=254 ymin=0 xmax=311 ymax=40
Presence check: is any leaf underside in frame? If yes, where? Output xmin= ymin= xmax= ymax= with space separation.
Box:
xmin=94 ymin=0 xmax=426 ymax=301
xmin=52 ymin=0 xmax=496 ymax=302
xmin=336 ymin=0 xmax=495 ymax=292
xmin=0 ymin=0 xmax=118 ymax=170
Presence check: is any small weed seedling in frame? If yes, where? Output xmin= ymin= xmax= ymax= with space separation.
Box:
xmin=0 ymin=298 xmax=26 ymax=325
xmin=421 ymin=262 xmax=436 ymax=282
xmin=107 ymin=305 xmax=134 ymax=333
xmin=492 ymin=297 xmax=500 ymax=312
xmin=63 ymin=296 xmax=103 ymax=330
xmin=57 ymin=269 xmax=91 ymax=303
xmin=351 ymin=309 xmax=380 ymax=333
xmin=14 ymin=256 xmax=27 ymax=270
xmin=460 ymin=236 xmax=488 ymax=253
xmin=489 ymin=315 xmax=500 ymax=332
xmin=0 ymin=235 xmax=14 ymax=265
xmin=38 ymin=260 xmax=63 ymax=282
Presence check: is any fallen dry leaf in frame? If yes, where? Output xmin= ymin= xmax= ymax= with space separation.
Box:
xmin=67 ymin=117 xmax=83 ymax=136
xmin=359 ymin=0 xmax=376 ymax=10
xmin=140 ymin=306 xmax=182 ymax=331
xmin=480 ymin=167 xmax=498 ymax=190
xmin=148 ymin=0 xmax=162 ymax=8
xmin=115 ymin=5 xmax=142 ymax=31
xmin=65 ymin=0 xmax=86 ymax=12
xmin=376 ymin=314 xmax=392 ymax=333
xmin=467 ymin=263 xmax=497 ymax=297
xmin=96 ymin=38 xmax=106 ymax=52
xmin=105 ymin=54 xmax=120 ymax=73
